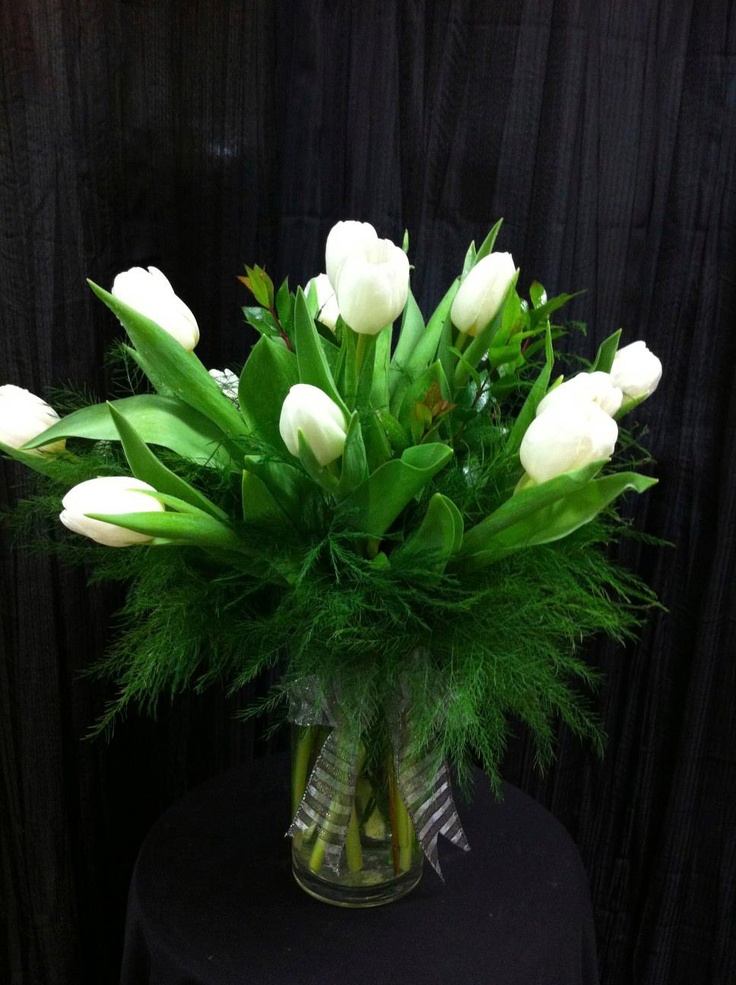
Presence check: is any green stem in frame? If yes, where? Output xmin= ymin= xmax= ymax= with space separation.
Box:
xmin=309 ymin=741 xmax=365 ymax=875
xmin=355 ymin=332 xmax=368 ymax=380
xmin=292 ymin=726 xmax=314 ymax=818
xmin=345 ymin=805 xmax=363 ymax=872
xmin=395 ymin=786 xmax=413 ymax=871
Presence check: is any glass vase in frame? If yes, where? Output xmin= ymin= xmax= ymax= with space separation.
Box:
xmin=290 ymin=724 xmax=423 ymax=907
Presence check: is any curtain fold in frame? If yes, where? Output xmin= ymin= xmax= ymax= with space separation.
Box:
xmin=1 ymin=2 xmax=734 ymax=982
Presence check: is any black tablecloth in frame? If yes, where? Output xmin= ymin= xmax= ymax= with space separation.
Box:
xmin=120 ymin=755 xmax=599 ymax=985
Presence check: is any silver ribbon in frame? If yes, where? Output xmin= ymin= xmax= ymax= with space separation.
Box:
xmin=287 ymin=680 xmax=470 ymax=878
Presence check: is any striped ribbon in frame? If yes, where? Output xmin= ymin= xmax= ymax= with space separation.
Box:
xmin=287 ymin=682 xmax=470 ymax=878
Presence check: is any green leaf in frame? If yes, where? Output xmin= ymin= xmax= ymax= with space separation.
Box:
xmin=293 ymin=288 xmax=348 ymax=414
xmin=243 ymin=454 xmax=311 ymax=527
xmin=396 ymin=492 xmax=464 ymax=571
xmin=527 ymin=291 xmax=582 ymax=332
xmin=529 ymin=281 xmax=547 ymax=309
xmin=89 ymin=282 xmax=247 ymax=439
xmin=107 ymin=404 xmax=227 ymax=520
xmin=369 ymin=325 xmax=391 ymax=412
xmin=591 ymin=329 xmax=622 ymax=374
xmin=0 ymin=439 xmax=71 ymax=479
xmin=241 ymin=469 xmax=292 ymax=526
xmin=505 ymin=323 xmax=554 ymax=456
xmin=335 ymin=412 xmax=368 ymax=500
xmin=474 ymin=218 xmax=504 ymax=264
xmin=238 ymin=336 xmax=299 ymax=449
xmin=243 ymin=265 xmax=274 ymax=308
xmin=397 ymin=360 xmax=451 ymax=436
xmin=88 ymin=505 xmax=238 ymax=551
xmin=242 ymin=306 xmax=281 ymax=338
xmin=461 ymin=241 xmax=477 ymax=276
xmin=388 ymin=289 xmax=426 ymax=407
xmin=338 ymin=443 xmax=453 ymax=538
xmin=459 ymin=471 xmax=658 ymax=569
xmin=23 ymin=394 xmax=235 ymax=468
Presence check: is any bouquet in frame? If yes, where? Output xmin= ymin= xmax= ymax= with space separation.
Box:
xmin=0 ymin=218 xmax=662 ymax=902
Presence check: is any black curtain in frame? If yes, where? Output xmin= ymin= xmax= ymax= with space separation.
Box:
xmin=1 ymin=2 xmax=735 ymax=983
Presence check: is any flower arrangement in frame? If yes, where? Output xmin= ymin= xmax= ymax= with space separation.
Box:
xmin=0 ymin=219 xmax=662 ymax=897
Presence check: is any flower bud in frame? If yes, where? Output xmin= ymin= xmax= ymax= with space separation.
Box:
xmin=325 ymin=220 xmax=378 ymax=289
xmin=279 ymin=384 xmax=347 ymax=467
xmin=520 ymin=400 xmax=618 ymax=484
xmin=333 ymin=238 xmax=410 ymax=336
xmin=111 ymin=266 xmax=200 ymax=350
xmin=0 ymin=384 xmax=65 ymax=453
xmin=305 ymin=273 xmax=340 ymax=331
xmin=60 ymin=476 xmax=165 ymax=547
xmin=451 ymin=252 xmax=516 ymax=336
xmin=610 ymin=341 xmax=662 ymax=400
xmin=537 ymin=371 xmax=623 ymax=418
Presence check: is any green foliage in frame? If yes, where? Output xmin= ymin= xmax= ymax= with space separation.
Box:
xmin=1 ymin=219 xmax=663 ymax=793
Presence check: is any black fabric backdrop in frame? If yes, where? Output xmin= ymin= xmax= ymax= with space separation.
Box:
xmin=1 ymin=2 xmax=735 ymax=983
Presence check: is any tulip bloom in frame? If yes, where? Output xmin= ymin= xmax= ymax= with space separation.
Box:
xmin=0 ymin=384 xmax=65 ymax=453
xmin=451 ymin=252 xmax=516 ymax=336
xmin=60 ymin=476 xmax=165 ymax=547
xmin=536 ymin=371 xmax=623 ymax=418
xmin=325 ymin=220 xmax=378 ymax=289
xmin=519 ymin=400 xmax=618 ymax=484
xmin=611 ymin=341 xmax=662 ymax=400
xmin=333 ymin=238 xmax=410 ymax=336
xmin=279 ymin=384 xmax=347 ymax=466
xmin=112 ymin=266 xmax=200 ymax=350
xmin=305 ymin=273 xmax=340 ymax=331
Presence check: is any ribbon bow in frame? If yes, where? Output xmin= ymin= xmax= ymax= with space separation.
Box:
xmin=287 ymin=680 xmax=470 ymax=878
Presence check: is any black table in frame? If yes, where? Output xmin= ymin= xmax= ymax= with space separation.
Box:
xmin=120 ymin=755 xmax=599 ymax=984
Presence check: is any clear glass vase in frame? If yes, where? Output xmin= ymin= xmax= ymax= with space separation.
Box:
xmin=290 ymin=724 xmax=423 ymax=907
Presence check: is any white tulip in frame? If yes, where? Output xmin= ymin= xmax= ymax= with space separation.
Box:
xmin=537 ymin=371 xmax=623 ymax=418
xmin=60 ymin=476 xmax=165 ymax=547
xmin=333 ymin=238 xmax=410 ymax=336
xmin=111 ymin=266 xmax=200 ymax=350
xmin=519 ymin=400 xmax=618 ymax=484
xmin=451 ymin=252 xmax=516 ymax=336
xmin=305 ymin=273 xmax=340 ymax=331
xmin=279 ymin=384 xmax=347 ymax=467
xmin=325 ymin=220 xmax=378 ymax=289
xmin=0 ymin=384 xmax=65 ymax=453
xmin=611 ymin=341 xmax=662 ymax=400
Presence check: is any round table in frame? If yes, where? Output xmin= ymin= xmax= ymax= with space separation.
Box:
xmin=120 ymin=754 xmax=599 ymax=984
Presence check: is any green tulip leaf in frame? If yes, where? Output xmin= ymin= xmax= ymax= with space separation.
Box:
xmin=22 ymin=394 xmax=235 ymax=467
xmin=238 ymin=336 xmax=299 ymax=449
xmin=369 ymin=325 xmax=391 ymax=412
xmin=87 ymin=504 xmax=237 ymax=551
xmin=591 ymin=329 xmax=622 ymax=374
xmin=459 ymin=460 xmax=606 ymax=557
xmin=396 ymin=492 xmax=464 ymax=571
xmin=335 ymin=412 xmax=368 ymax=500
xmin=88 ymin=282 xmax=247 ymax=439
xmin=389 ymin=284 xmax=456 ymax=414
xmin=241 ymin=469 xmax=292 ymax=526
xmin=242 ymin=454 xmax=311 ymax=527
xmin=293 ymin=288 xmax=348 ymax=415
xmin=505 ymin=323 xmax=555 ymax=456
xmin=460 ymin=469 xmax=657 ymax=569
xmin=338 ymin=442 xmax=453 ymax=538
xmin=0 ymin=439 xmax=73 ymax=479
xmin=474 ymin=218 xmax=504 ymax=265
xmin=107 ymin=404 xmax=227 ymax=520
